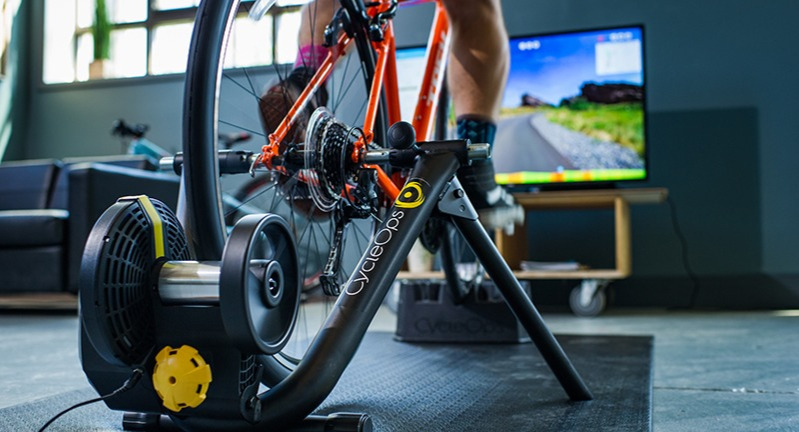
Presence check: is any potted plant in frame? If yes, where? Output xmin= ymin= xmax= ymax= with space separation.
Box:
xmin=89 ymin=0 xmax=111 ymax=79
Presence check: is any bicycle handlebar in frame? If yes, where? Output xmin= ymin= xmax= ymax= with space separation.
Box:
xmin=112 ymin=119 xmax=149 ymax=139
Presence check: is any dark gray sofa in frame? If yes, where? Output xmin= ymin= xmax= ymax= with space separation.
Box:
xmin=0 ymin=156 xmax=179 ymax=294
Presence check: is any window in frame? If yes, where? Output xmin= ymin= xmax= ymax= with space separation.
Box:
xmin=43 ymin=0 xmax=308 ymax=84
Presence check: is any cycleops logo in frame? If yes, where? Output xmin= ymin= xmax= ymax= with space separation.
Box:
xmin=345 ymin=209 xmax=406 ymax=296
xmin=345 ymin=178 xmax=430 ymax=296
xmin=394 ymin=178 xmax=429 ymax=209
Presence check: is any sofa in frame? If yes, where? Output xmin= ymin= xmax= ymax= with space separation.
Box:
xmin=0 ymin=156 xmax=179 ymax=294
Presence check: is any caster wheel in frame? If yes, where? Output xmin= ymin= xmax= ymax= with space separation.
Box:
xmin=569 ymin=280 xmax=608 ymax=317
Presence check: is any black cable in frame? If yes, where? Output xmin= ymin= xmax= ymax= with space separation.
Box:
xmin=666 ymin=195 xmax=701 ymax=308
xmin=38 ymin=368 xmax=144 ymax=432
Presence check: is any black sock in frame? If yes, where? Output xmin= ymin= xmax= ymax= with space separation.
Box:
xmin=456 ymin=116 xmax=499 ymax=199
xmin=456 ymin=115 xmax=497 ymax=149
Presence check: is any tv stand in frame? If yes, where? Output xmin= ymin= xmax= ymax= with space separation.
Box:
xmin=397 ymin=187 xmax=668 ymax=315
xmin=497 ymin=188 xmax=667 ymax=277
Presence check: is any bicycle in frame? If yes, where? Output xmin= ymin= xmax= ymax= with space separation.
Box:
xmin=112 ymin=118 xmax=252 ymax=166
xmin=77 ymin=1 xmax=592 ymax=430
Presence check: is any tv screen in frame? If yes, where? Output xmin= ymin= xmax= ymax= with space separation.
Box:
xmin=495 ymin=25 xmax=647 ymax=187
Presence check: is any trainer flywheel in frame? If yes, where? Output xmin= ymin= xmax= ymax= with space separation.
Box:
xmin=82 ymin=196 xmax=301 ymax=364
xmin=155 ymin=214 xmax=301 ymax=356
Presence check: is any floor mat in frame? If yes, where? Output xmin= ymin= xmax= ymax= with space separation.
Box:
xmin=2 ymin=332 xmax=652 ymax=431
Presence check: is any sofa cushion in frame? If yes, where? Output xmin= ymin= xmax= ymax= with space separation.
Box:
xmin=0 ymin=246 xmax=64 ymax=293
xmin=67 ymin=162 xmax=179 ymax=293
xmin=0 ymin=209 xmax=69 ymax=247
xmin=49 ymin=155 xmax=156 ymax=210
xmin=0 ymin=160 xmax=61 ymax=210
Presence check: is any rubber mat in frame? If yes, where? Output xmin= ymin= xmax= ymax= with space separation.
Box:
xmin=2 ymin=332 xmax=652 ymax=432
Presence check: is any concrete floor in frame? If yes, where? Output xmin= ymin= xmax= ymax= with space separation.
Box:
xmin=1 ymin=307 xmax=798 ymax=431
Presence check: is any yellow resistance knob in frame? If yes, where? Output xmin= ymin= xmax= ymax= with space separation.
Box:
xmin=152 ymin=345 xmax=212 ymax=412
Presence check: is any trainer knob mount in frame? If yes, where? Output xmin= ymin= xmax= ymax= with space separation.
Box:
xmin=152 ymin=345 xmax=212 ymax=412
xmin=387 ymin=121 xmax=416 ymax=150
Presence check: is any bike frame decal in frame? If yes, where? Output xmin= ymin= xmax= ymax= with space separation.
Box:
xmin=394 ymin=178 xmax=429 ymax=208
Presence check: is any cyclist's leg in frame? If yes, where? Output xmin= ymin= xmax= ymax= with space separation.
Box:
xmin=441 ymin=0 xmax=523 ymax=233
xmin=442 ymin=0 xmax=508 ymax=120
xmin=297 ymin=0 xmax=337 ymax=68
xmin=259 ymin=0 xmax=336 ymax=137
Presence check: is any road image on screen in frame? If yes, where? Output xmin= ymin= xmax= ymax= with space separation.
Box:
xmin=494 ymin=26 xmax=646 ymax=187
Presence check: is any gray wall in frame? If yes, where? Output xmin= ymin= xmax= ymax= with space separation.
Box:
xmin=10 ymin=1 xmax=799 ymax=306
xmin=0 ymin=1 xmax=31 ymax=162
xmin=498 ymin=0 xmax=799 ymax=280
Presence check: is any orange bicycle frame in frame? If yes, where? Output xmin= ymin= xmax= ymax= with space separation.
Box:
xmin=261 ymin=0 xmax=451 ymax=202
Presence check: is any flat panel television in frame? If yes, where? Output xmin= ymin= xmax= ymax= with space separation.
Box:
xmin=495 ymin=25 xmax=647 ymax=188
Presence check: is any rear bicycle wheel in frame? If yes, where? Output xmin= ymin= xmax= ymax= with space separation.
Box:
xmin=419 ymin=82 xmax=484 ymax=301
xmin=183 ymin=0 xmax=388 ymax=380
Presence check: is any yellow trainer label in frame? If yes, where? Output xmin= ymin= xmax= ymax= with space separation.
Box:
xmin=136 ymin=196 xmax=165 ymax=259
xmin=118 ymin=195 xmax=165 ymax=259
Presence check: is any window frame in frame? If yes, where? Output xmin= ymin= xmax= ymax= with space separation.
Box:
xmin=47 ymin=0 xmax=304 ymax=85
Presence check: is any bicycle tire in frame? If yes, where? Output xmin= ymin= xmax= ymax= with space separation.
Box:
xmin=183 ymin=0 xmax=388 ymax=381
xmin=422 ymin=81 xmax=484 ymax=302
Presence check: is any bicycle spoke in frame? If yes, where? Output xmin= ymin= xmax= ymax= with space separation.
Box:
xmin=218 ymin=119 xmax=266 ymax=138
xmin=352 ymin=97 xmax=369 ymax=130
xmin=242 ymin=67 xmax=261 ymax=103
xmin=223 ymin=180 xmax=278 ymax=218
xmin=268 ymin=175 xmax=291 ymax=213
xmin=268 ymin=62 xmax=299 ymax=142
xmin=331 ymin=51 xmax=354 ymax=113
xmin=314 ymin=214 xmax=333 ymax=246
xmin=331 ymin=61 xmax=362 ymax=114
xmin=337 ymin=231 xmax=348 ymax=286
xmin=288 ymin=181 xmax=297 ymax=240
xmin=223 ymin=72 xmax=263 ymax=103
xmin=295 ymin=216 xmax=314 ymax=252
xmin=352 ymin=222 xmax=369 ymax=253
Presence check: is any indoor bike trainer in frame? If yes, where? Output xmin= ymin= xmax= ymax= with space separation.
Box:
xmin=79 ymin=127 xmax=592 ymax=431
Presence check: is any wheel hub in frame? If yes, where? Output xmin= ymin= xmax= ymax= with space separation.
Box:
xmin=261 ymin=260 xmax=285 ymax=308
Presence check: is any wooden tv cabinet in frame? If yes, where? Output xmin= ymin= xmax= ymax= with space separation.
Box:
xmin=396 ymin=187 xmax=668 ymax=314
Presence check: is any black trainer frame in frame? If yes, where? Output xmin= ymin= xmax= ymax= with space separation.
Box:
xmin=180 ymin=140 xmax=593 ymax=430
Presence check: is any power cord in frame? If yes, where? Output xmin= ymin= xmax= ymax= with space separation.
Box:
xmin=665 ymin=195 xmax=701 ymax=308
xmin=38 ymin=368 xmax=144 ymax=432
